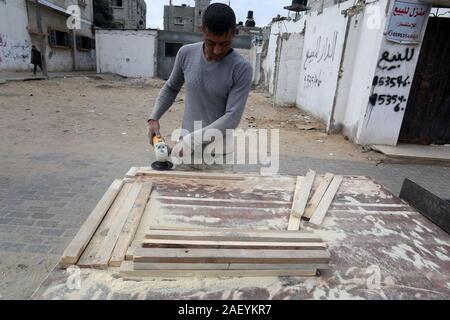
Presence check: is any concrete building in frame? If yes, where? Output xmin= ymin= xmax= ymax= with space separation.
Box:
xmin=95 ymin=28 xmax=252 ymax=79
xmin=96 ymin=29 xmax=157 ymax=77
xmin=255 ymin=0 xmax=450 ymax=147
xmin=111 ymin=0 xmax=147 ymax=29
xmin=0 ymin=0 xmax=96 ymax=72
xmin=0 ymin=0 xmax=31 ymax=71
xmin=164 ymin=0 xmax=210 ymax=32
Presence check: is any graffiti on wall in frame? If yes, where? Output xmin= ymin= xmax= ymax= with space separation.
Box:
xmin=304 ymin=72 xmax=323 ymax=89
xmin=302 ymin=31 xmax=338 ymax=89
xmin=377 ymin=47 xmax=415 ymax=70
xmin=369 ymin=46 xmax=416 ymax=112
xmin=0 ymin=34 xmax=31 ymax=67
xmin=303 ymin=32 xmax=338 ymax=70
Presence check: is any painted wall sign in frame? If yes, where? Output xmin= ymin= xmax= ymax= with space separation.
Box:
xmin=385 ymin=0 xmax=431 ymax=44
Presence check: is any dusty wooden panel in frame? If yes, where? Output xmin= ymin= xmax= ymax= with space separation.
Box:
xmin=133 ymin=175 xmax=296 ymax=231
xmin=37 ymin=176 xmax=450 ymax=300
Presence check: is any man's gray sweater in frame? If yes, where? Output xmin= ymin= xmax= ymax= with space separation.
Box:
xmin=150 ymin=42 xmax=253 ymax=145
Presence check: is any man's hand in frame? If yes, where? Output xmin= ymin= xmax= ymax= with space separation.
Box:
xmin=148 ymin=119 xmax=160 ymax=145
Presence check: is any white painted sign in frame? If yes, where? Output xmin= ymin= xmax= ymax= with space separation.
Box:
xmin=386 ymin=0 xmax=431 ymax=44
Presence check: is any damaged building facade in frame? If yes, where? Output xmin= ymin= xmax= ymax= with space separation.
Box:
xmin=0 ymin=0 xmax=96 ymax=72
xmin=164 ymin=0 xmax=210 ymax=33
xmin=253 ymin=0 xmax=450 ymax=147
xmin=111 ymin=0 xmax=147 ymax=29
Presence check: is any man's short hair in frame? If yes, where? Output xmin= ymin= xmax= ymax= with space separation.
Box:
xmin=202 ymin=3 xmax=236 ymax=35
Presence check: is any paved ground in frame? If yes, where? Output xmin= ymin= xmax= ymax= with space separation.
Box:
xmin=0 ymin=71 xmax=97 ymax=82
xmin=0 ymin=75 xmax=449 ymax=299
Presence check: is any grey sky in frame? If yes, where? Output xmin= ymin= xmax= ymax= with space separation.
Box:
xmin=144 ymin=0 xmax=294 ymax=29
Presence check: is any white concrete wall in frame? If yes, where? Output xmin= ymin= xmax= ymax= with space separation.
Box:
xmin=234 ymin=48 xmax=252 ymax=65
xmin=248 ymin=43 xmax=262 ymax=85
xmin=333 ymin=1 xmax=389 ymax=139
xmin=261 ymin=19 xmax=305 ymax=95
xmin=96 ymin=30 xmax=158 ymax=78
xmin=296 ymin=1 xmax=353 ymax=124
xmin=0 ymin=0 xmax=32 ymax=71
xmin=274 ymin=31 xmax=305 ymax=106
xmin=357 ymin=0 xmax=432 ymax=146
xmin=430 ymin=7 xmax=450 ymax=17
xmin=262 ymin=25 xmax=279 ymax=95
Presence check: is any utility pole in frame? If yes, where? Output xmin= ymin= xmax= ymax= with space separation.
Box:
xmin=71 ymin=30 xmax=77 ymax=71
xmin=168 ymin=0 xmax=172 ymax=31
xmin=34 ymin=0 xmax=48 ymax=76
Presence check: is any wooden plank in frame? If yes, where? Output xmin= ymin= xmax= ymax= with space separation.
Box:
xmin=133 ymin=262 xmax=329 ymax=270
xmin=303 ymin=173 xmax=334 ymax=219
xmin=134 ymin=168 xmax=247 ymax=180
xmin=149 ymin=225 xmax=314 ymax=234
xmin=109 ymin=182 xmax=153 ymax=267
xmin=142 ymin=238 xmax=326 ymax=250
xmin=133 ymin=248 xmax=330 ymax=264
xmin=125 ymin=167 xmax=138 ymax=178
xmin=59 ymin=179 xmax=124 ymax=268
xmin=145 ymin=228 xmax=323 ymax=243
xmin=78 ymin=183 xmax=142 ymax=269
xmin=156 ymin=196 xmax=291 ymax=208
xmin=120 ymin=261 xmax=317 ymax=278
xmin=291 ymin=170 xmax=316 ymax=218
xmin=309 ymin=175 xmax=343 ymax=226
xmin=287 ymin=177 xmax=304 ymax=230
xmin=89 ymin=183 xmax=143 ymax=269
xmin=125 ymin=240 xmax=140 ymax=261
xmin=399 ymin=179 xmax=450 ymax=234
xmin=78 ymin=182 xmax=133 ymax=267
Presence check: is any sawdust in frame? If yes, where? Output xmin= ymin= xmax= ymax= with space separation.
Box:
xmin=340 ymin=179 xmax=391 ymax=199
xmin=433 ymin=237 xmax=450 ymax=246
xmin=300 ymin=217 xmax=347 ymax=249
xmin=413 ymin=240 xmax=434 ymax=256
xmin=382 ymin=244 xmax=440 ymax=272
xmin=435 ymin=251 xmax=450 ymax=262
xmin=48 ymin=269 xmax=324 ymax=300
xmin=355 ymin=215 xmax=410 ymax=239
xmin=162 ymin=214 xmax=223 ymax=224
xmin=411 ymin=219 xmax=435 ymax=233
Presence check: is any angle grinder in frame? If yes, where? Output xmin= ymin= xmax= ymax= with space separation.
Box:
xmin=150 ymin=134 xmax=173 ymax=171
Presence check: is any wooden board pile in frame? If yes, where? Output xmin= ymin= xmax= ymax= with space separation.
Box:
xmin=59 ymin=168 xmax=339 ymax=278
xmin=288 ymin=170 xmax=343 ymax=230
xmin=120 ymin=226 xmax=329 ymax=277
xmin=60 ymin=179 xmax=153 ymax=269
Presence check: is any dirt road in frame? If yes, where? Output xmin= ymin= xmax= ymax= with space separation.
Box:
xmin=0 ymin=75 xmax=383 ymax=164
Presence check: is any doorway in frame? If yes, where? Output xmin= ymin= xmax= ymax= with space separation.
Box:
xmin=399 ymin=17 xmax=450 ymax=145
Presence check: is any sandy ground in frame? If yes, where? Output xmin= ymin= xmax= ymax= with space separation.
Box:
xmin=0 ymin=75 xmax=384 ymax=164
